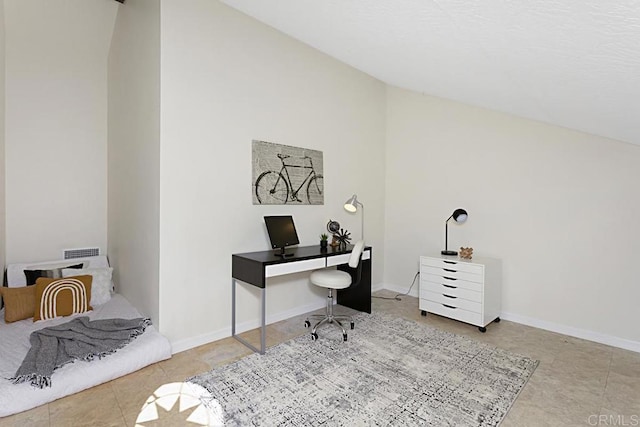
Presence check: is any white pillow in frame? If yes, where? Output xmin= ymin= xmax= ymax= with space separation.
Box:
xmin=26 ymin=261 xmax=87 ymax=270
xmin=6 ymin=255 xmax=111 ymax=287
xmin=62 ymin=267 xmax=114 ymax=306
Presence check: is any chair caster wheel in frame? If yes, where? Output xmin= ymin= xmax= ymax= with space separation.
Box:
xmin=479 ymin=326 xmax=487 ymax=333
xmin=494 ymin=317 xmax=501 ymax=323
xmin=311 ymin=332 xmax=318 ymax=341
xmin=421 ymin=310 xmax=427 ymax=316
xmin=343 ymin=334 xmax=348 ymax=342
xmin=304 ymin=320 xmax=310 ymax=328
xmin=350 ymin=322 xmax=355 ymax=330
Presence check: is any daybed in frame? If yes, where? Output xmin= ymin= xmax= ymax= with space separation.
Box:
xmin=0 ymin=256 xmax=172 ymax=418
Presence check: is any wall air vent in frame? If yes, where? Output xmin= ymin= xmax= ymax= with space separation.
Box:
xmin=63 ymin=247 xmax=100 ymax=260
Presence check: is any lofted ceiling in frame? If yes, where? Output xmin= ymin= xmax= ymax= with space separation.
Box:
xmin=221 ymin=0 xmax=640 ymax=146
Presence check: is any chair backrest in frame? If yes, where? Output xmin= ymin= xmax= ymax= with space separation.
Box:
xmin=348 ymin=240 xmax=365 ymax=268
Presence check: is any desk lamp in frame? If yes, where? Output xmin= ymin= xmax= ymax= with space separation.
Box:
xmin=441 ymin=208 xmax=468 ymax=256
xmin=344 ymin=194 xmax=364 ymax=240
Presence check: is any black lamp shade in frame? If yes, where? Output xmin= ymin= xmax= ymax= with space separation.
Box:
xmin=452 ymin=208 xmax=468 ymax=223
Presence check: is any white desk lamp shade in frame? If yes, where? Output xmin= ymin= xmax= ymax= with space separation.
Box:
xmin=344 ymin=195 xmax=359 ymax=212
xmin=343 ymin=194 xmax=364 ymax=240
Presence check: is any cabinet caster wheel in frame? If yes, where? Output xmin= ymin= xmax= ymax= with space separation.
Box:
xmin=494 ymin=317 xmax=501 ymax=323
xmin=350 ymin=322 xmax=355 ymax=330
xmin=478 ymin=326 xmax=487 ymax=333
xmin=304 ymin=320 xmax=310 ymax=328
xmin=311 ymin=332 xmax=318 ymax=341
xmin=421 ymin=310 xmax=427 ymax=316
xmin=343 ymin=334 xmax=348 ymax=342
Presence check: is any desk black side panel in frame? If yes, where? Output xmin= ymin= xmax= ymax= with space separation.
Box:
xmin=232 ymin=255 xmax=265 ymax=288
xmin=337 ymin=253 xmax=372 ymax=314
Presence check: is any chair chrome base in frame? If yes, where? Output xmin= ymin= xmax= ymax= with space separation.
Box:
xmin=304 ymin=289 xmax=354 ymax=342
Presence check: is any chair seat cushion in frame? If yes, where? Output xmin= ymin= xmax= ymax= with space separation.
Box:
xmin=310 ymin=269 xmax=352 ymax=289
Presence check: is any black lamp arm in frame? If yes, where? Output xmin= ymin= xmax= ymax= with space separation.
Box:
xmin=444 ymin=214 xmax=455 ymax=251
xmin=444 ymin=221 xmax=449 ymax=252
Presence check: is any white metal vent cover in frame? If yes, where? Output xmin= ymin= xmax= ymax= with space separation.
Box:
xmin=63 ymin=247 xmax=100 ymax=260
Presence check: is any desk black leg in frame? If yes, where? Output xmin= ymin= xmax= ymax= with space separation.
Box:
xmin=231 ymin=278 xmax=266 ymax=355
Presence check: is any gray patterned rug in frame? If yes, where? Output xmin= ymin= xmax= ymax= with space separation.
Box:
xmin=188 ymin=312 xmax=538 ymax=426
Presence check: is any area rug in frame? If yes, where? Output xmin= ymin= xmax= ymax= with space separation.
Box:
xmin=188 ymin=312 xmax=538 ymax=426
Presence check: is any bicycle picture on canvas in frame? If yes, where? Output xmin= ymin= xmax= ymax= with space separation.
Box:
xmin=252 ymin=140 xmax=324 ymax=205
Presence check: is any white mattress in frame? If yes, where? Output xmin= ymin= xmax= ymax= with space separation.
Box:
xmin=0 ymin=294 xmax=172 ymax=418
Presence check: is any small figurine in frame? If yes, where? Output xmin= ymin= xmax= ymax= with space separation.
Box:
xmin=459 ymin=247 xmax=473 ymax=259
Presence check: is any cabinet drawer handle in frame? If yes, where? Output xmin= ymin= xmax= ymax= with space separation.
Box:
xmin=443 ymin=294 xmax=457 ymax=299
xmin=443 ymin=268 xmax=456 ymax=272
xmin=443 ymin=276 xmax=457 ymax=281
xmin=443 ymin=304 xmax=457 ymax=309
xmin=443 ymin=284 xmax=457 ymax=289
xmin=443 ymin=260 xmax=457 ymax=265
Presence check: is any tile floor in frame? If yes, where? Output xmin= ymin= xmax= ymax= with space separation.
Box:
xmin=1 ymin=290 xmax=639 ymax=426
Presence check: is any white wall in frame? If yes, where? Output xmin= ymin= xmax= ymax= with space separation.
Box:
xmin=384 ymin=86 xmax=640 ymax=347
xmin=107 ymin=0 xmax=161 ymax=325
xmin=159 ymin=0 xmax=386 ymax=347
xmin=0 ymin=0 xmax=6 ymax=275
xmin=4 ymin=0 xmax=117 ymax=264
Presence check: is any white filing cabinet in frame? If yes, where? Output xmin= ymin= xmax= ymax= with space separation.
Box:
xmin=419 ymin=254 xmax=502 ymax=332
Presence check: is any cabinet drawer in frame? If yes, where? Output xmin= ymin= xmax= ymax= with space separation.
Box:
xmin=420 ymin=257 xmax=484 ymax=275
xmin=419 ymin=299 xmax=483 ymax=326
xmin=420 ymin=273 xmax=483 ymax=292
xmin=421 ymin=290 xmax=482 ymax=313
xmin=420 ymin=281 xmax=482 ymax=303
xmin=266 ymin=258 xmax=326 ymax=277
xmin=420 ymin=266 xmax=483 ymax=284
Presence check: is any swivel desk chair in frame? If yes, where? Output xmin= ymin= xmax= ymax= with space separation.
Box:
xmin=304 ymin=240 xmax=365 ymax=342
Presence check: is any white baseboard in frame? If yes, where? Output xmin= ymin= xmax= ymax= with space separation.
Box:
xmin=170 ymin=300 xmax=326 ymax=354
xmin=371 ymin=282 xmax=386 ymax=293
xmin=500 ymin=311 xmax=640 ymax=354
xmin=378 ymin=282 xmax=419 ymax=298
xmin=379 ymin=284 xmax=640 ymax=354
xmin=172 ymin=282 xmax=390 ymax=354
xmin=177 ymin=283 xmax=640 ymax=356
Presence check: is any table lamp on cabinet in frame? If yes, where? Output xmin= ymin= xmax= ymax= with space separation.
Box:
xmin=441 ymin=208 xmax=468 ymax=256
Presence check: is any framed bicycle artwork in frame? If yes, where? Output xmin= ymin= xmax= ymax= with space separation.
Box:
xmin=252 ymin=140 xmax=324 ymax=205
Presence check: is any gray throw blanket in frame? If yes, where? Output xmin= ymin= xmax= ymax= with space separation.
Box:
xmin=11 ymin=316 xmax=151 ymax=388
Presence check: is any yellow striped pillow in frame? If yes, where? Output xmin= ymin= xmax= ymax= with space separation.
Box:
xmin=34 ymin=276 xmax=93 ymax=321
